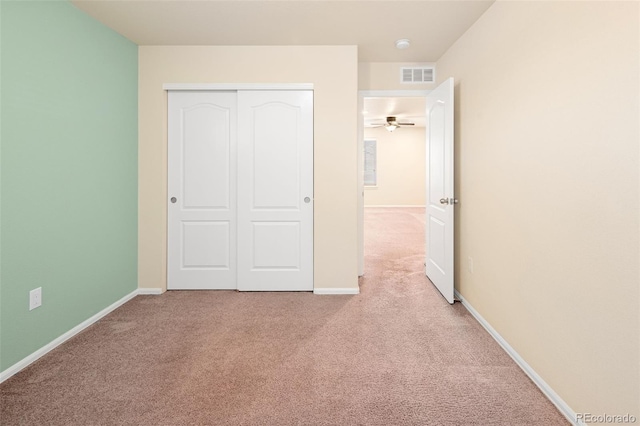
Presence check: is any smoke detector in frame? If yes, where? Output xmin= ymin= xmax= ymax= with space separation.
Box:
xmin=395 ymin=39 xmax=411 ymax=50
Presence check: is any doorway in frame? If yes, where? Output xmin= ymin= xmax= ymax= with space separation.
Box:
xmin=357 ymin=90 xmax=429 ymax=277
xmin=358 ymin=80 xmax=457 ymax=304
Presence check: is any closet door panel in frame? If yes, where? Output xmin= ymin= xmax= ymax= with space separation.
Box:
xmin=252 ymin=104 xmax=300 ymax=209
xmin=237 ymin=90 xmax=313 ymax=291
xmin=182 ymin=105 xmax=231 ymax=209
xmin=168 ymin=91 xmax=237 ymax=289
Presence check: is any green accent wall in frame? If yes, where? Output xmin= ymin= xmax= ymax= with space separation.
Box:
xmin=0 ymin=1 xmax=138 ymax=371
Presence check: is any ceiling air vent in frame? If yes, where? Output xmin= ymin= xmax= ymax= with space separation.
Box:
xmin=401 ymin=67 xmax=435 ymax=84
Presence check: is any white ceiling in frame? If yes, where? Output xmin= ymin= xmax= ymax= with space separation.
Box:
xmin=364 ymin=97 xmax=426 ymax=127
xmin=71 ymin=0 xmax=494 ymax=62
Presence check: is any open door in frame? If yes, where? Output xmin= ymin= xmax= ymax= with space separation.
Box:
xmin=425 ymin=78 xmax=455 ymax=304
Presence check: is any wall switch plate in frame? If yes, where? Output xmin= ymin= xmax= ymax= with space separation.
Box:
xmin=29 ymin=287 xmax=42 ymax=310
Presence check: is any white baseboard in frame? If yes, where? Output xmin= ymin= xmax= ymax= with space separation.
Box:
xmin=454 ymin=290 xmax=582 ymax=426
xmin=313 ymin=287 xmax=360 ymax=295
xmin=0 ymin=288 xmax=161 ymax=384
xmin=137 ymin=288 xmax=164 ymax=295
xmin=365 ymin=205 xmax=425 ymax=208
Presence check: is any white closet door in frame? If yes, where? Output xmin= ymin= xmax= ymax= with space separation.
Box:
xmin=168 ymin=91 xmax=237 ymax=290
xmin=237 ymin=91 xmax=314 ymax=291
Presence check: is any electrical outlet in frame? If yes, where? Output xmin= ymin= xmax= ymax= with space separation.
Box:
xmin=29 ymin=287 xmax=42 ymax=311
xmin=467 ymin=257 xmax=474 ymax=274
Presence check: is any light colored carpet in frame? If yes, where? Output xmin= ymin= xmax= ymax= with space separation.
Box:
xmin=0 ymin=207 xmax=569 ymax=425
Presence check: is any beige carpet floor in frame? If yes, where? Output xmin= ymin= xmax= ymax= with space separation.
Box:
xmin=0 ymin=207 xmax=569 ymax=425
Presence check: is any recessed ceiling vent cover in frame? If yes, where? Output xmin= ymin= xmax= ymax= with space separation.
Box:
xmin=401 ymin=67 xmax=435 ymax=84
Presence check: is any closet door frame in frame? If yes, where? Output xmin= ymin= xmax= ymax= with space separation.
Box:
xmin=164 ymin=83 xmax=314 ymax=291
xmin=164 ymin=84 xmax=314 ymax=91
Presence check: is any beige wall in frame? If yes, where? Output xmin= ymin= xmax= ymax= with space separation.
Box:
xmin=138 ymin=46 xmax=359 ymax=291
xmin=437 ymin=1 xmax=639 ymax=418
xmin=364 ymin=127 xmax=426 ymax=206
xmin=359 ymin=62 xmax=436 ymax=91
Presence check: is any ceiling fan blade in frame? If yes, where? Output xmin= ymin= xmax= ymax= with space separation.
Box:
xmin=398 ymin=122 xmax=415 ymax=126
xmin=367 ymin=124 xmax=385 ymax=128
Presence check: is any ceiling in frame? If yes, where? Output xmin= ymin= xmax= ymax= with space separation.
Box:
xmin=71 ymin=0 xmax=494 ymax=62
xmin=364 ymin=97 xmax=426 ymax=128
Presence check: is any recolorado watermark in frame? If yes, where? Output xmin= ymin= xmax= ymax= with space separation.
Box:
xmin=576 ymin=413 xmax=637 ymax=424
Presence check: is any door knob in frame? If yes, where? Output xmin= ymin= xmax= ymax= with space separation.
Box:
xmin=304 ymin=197 xmax=311 ymax=203
xmin=439 ymin=198 xmax=449 ymax=205
xmin=170 ymin=197 xmax=177 ymax=203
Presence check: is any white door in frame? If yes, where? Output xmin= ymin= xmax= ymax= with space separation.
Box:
xmin=237 ymin=91 xmax=314 ymax=291
xmin=425 ymin=78 xmax=455 ymax=304
xmin=168 ymin=91 xmax=237 ymax=289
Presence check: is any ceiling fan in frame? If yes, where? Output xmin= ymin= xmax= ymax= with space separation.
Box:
xmin=368 ymin=116 xmax=415 ymax=132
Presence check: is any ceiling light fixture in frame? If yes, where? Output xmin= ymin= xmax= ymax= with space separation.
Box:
xmin=385 ymin=124 xmax=398 ymax=132
xmin=395 ymin=39 xmax=411 ymax=50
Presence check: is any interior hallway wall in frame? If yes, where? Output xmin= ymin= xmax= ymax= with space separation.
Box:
xmin=364 ymin=126 xmax=426 ymax=206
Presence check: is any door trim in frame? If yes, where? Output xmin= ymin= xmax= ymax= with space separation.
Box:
xmin=164 ymin=83 xmax=314 ymax=91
